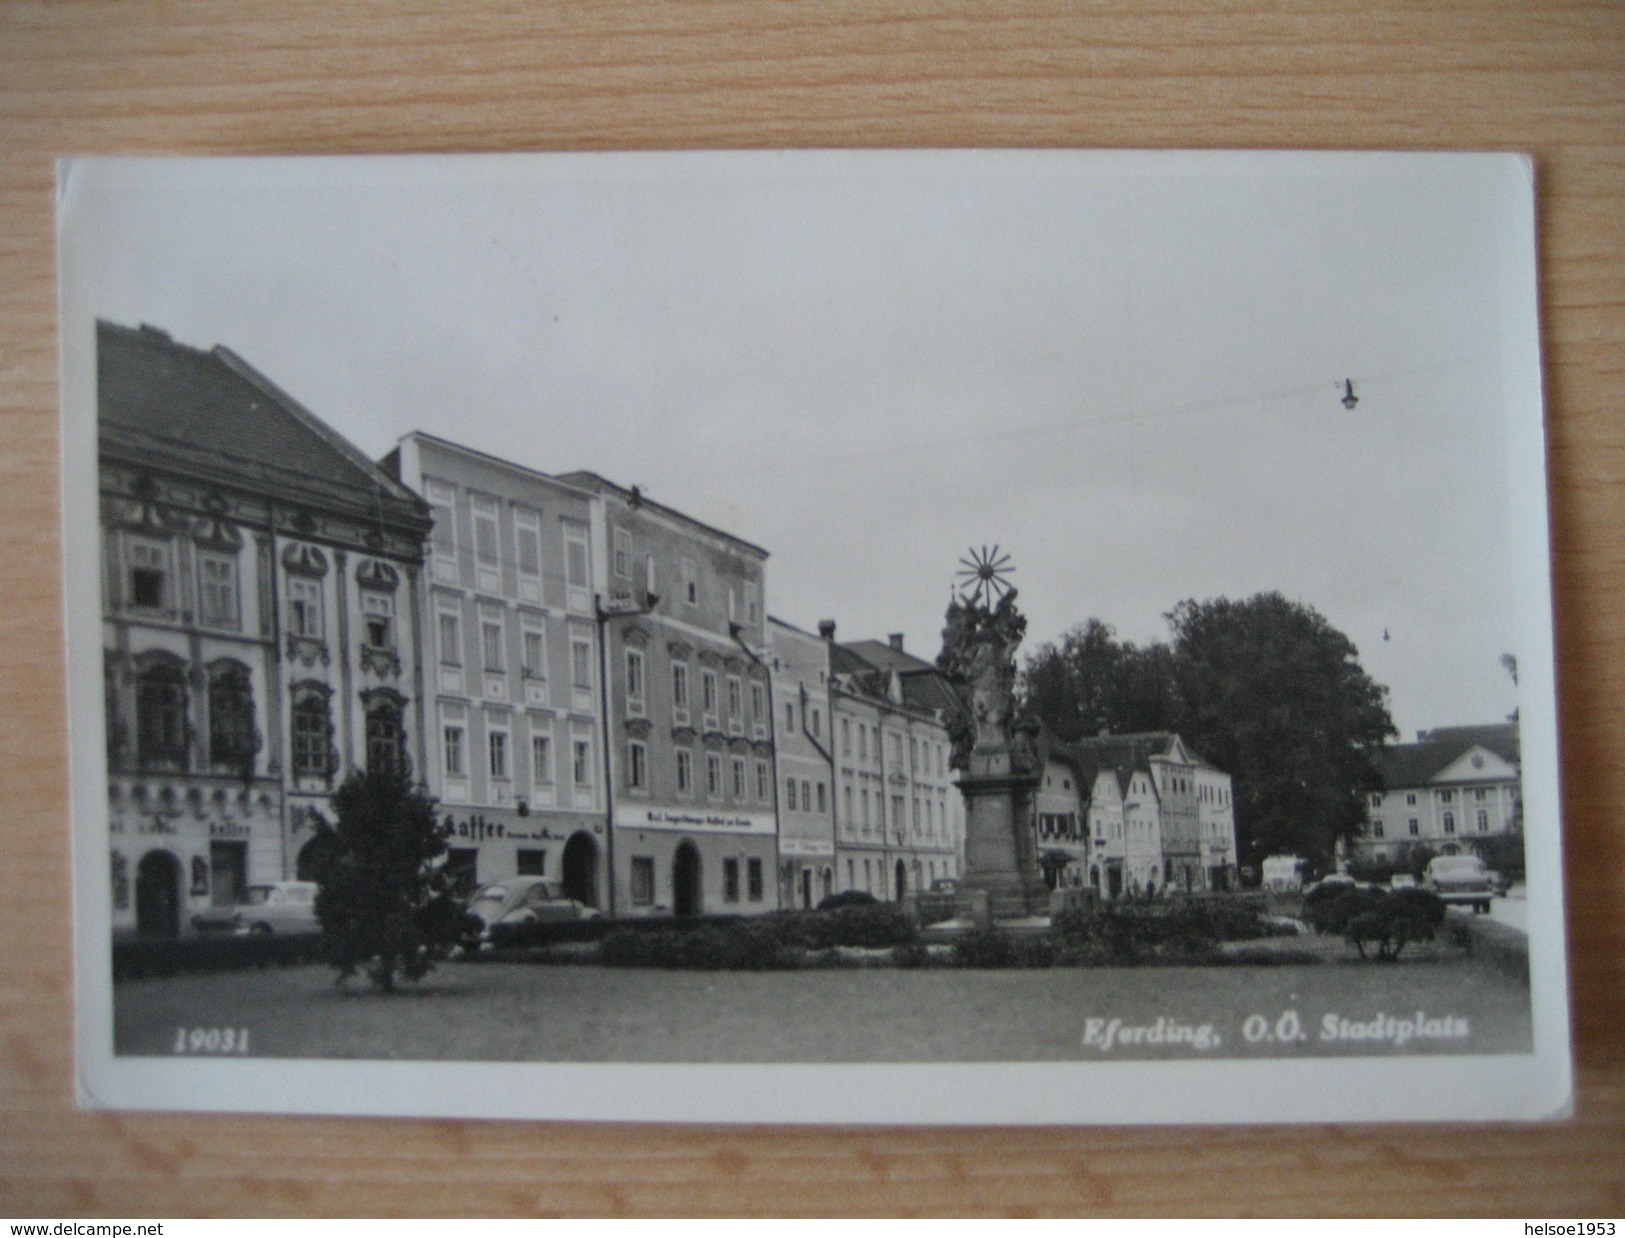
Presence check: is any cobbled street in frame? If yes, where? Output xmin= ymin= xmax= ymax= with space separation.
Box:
xmin=116 ymin=953 xmax=1533 ymax=1062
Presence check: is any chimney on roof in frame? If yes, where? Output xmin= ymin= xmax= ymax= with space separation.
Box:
xmin=817 ymin=619 xmax=837 ymax=641
xmin=888 ymin=632 xmax=904 ymax=651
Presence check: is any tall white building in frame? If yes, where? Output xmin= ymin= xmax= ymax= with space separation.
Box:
xmin=385 ymin=434 xmax=607 ymax=904
xmin=825 ymin=627 xmax=961 ymax=900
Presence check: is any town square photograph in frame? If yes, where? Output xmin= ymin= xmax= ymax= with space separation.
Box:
xmin=56 ymin=150 xmax=1569 ymax=1122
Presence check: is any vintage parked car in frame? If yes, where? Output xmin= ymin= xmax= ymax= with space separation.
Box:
xmin=191 ymin=881 xmax=320 ymax=935
xmin=465 ymin=877 xmax=598 ymax=946
xmin=1423 ymin=854 xmax=1496 ymax=913
xmin=1389 ymin=872 xmax=1418 ymax=891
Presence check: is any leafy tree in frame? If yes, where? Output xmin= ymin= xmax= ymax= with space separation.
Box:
xmin=1165 ymin=593 xmax=1396 ymax=871
xmin=305 ymin=766 xmax=471 ymax=992
xmin=1022 ymin=592 xmax=1396 ymax=872
xmin=1020 ymin=619 xmax=1178 ymax=740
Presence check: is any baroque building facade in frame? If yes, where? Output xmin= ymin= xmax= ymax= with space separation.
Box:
xmin=558 ymin=472 xmax=778 ymax=917
xmin=385 ymin=434 xmax=607 ymax=903
xmin=100 ymin=322 xmax=431 ymax=936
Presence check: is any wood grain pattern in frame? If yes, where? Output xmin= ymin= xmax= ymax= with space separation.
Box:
xmin=2 ymin=0 xmax=1623 ymax=1215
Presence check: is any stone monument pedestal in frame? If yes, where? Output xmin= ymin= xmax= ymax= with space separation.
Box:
xmin=955 ymin=747 xmax=1049 ymax=923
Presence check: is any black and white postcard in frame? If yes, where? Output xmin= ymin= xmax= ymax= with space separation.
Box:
xmin=58 ymin=150 xmax=1570 ymax=1123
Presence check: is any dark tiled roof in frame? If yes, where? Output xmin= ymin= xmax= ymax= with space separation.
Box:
xmin=899 ymin=669 xmax=961 ymax=715
xmin=840 ymin=639 xmax=936 ymax=674
xmin=556 ymin=470 xmax=769 ymax=558
xmin=1414 ymin=723 xmax=1520 ymax=765
xmin=98 ymin=321 xmax=428 ymax=531
xmin=1376 ymin=723 xmax=1520 ymax=789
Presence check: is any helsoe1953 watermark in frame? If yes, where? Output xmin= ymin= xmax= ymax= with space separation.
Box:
xmin=1080 ymin=1010 xmax=1473 ymax=1054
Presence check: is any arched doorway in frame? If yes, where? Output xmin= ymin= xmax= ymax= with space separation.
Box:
xmin=135 ymin=849 xmax=182 ymax=937
xmin=673 ymin=840 xmax=702 ymax=917
xmin=562 ymin=832 xmax=599 ymax=908
xmin=894 ymin=858 xmax=907 ymax=901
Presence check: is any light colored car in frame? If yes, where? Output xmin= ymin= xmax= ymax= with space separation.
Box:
xmin=191 ymin=881 xmax=319 ymax=935
xmin=1423 ymin=855 xmax=1495 ymax=913
xmin=465 ymin=877 xmax=597 ymax=945
xmin=1389 ymin=872 xmax=1417 ymax=891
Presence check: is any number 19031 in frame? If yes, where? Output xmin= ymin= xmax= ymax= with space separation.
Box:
xmin=173 ymin=1026 xmax=250 ymax=1054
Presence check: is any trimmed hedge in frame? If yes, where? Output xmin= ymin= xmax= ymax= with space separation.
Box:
xmin=1343 ymin=887 xmax=1447 ymax=961
xmin=113 ymin=932 xmax=324 ymax=981
xmin=596 ymin=903 xmax=919 ymax=970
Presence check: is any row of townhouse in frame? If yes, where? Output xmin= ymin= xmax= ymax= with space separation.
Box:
xmin=1031 ymin=732 xmax=1240 ymax=898
xmin=769 ymin=620 xmax=963 ymax=909
xmin=99 ymin=321 xmax=965 ymax=934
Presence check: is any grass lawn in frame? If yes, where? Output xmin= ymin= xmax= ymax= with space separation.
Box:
xmin=114 ymin=951 xmax=1532 ymax=1062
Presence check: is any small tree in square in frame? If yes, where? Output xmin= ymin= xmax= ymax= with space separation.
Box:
xmin=306 ymin=766 xmax=471 ymax=992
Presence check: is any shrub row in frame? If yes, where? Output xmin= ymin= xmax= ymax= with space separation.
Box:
xmin=113 ymin=932 xmax=324 ymax=981
xmin=596 ymin=903 xmax=920 ymax=969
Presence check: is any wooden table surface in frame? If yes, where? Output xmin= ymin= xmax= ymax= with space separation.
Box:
xmin=2 ymin=0 xmax=1623 ymax=1217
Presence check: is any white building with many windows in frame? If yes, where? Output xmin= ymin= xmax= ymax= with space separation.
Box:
xmin=825 ymin=627 xmax=961 ymax=901
xmin=1356 ymin=723 xmax=1521 ymax=866
xmin=386 ymin=434 xmax=607 ymax=903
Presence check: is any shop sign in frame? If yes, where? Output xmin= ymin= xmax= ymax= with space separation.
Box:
xmin=209 ymin=821 xmax=252 ymax=839
xmin=442 ymin=812 xmax=601 ymax=844
xmin=613 ymin=806 xmax=775 ymax=835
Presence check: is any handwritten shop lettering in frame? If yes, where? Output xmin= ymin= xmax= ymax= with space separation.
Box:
xmin=442 ymin=813 xmax=573 ymax=843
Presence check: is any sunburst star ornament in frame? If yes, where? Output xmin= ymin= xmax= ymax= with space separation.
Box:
xmin=955 ymin=544 xmax=1016 ymax=608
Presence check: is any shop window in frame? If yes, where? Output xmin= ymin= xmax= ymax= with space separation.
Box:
xmin=631 ymin=856 xmax=655 ymax=906
xmin=747 ymin=858 xmax=764 ymax=902
xmin=517 ymin=849 xmax=546 ymax=877
xmin=723 ymin=858 xmax=740 ymax=903
xmin=111 ymin=851 xmax=130 ymax=910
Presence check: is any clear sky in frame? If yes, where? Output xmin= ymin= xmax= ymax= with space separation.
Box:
xmin=63 ymin=150 xmax=1538 ymax=739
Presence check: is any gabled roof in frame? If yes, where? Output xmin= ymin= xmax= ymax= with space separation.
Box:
xmin=1376 ymin=723 xmax=1520 ymax=790
xmin=840 ymin=639 xmax=936 ymax=675
xmin=98 ymin=321 xmax=429 ymax=531
xmin=830 ymin=637 xmax=963 ymax=718
xmin=1414 ymin=723 xmax=1520 ymax=766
